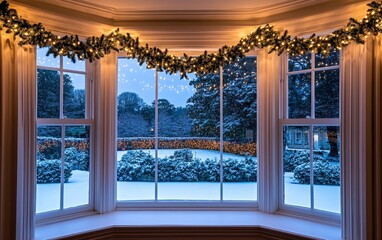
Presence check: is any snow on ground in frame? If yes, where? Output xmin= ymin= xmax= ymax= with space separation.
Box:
xmin=36 ymin=150 xmax=340 ymax=214
xmin=36 ymin=170 xmax=89 ymax=213
xmin=117 ymin=149 xmax=246 ymax=161
xmin=117 ymin=182 xmax=257 ymax=201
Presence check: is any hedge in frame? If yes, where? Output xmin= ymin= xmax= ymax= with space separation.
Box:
xmin=117 ymin=137 xmax=257 ymax=156
xmin=37 ymin=136 xmax=256 ymax=158
xmin=117 ymin=149 xmax=257 ymax=182
xmin=293 ymin=160 xmax=340 ymax=185
xmin=36 ymin=159 xmax=72 ymax=183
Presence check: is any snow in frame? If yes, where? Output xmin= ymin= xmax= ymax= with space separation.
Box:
xmin=36 ymin=150 xmax=340 ymax=214
xmin=284 ymin=172 xmax=340 ymax=213
xmin=117 ymin=182 xmax=257 ymax=201
xmin=36 ymin=170 xmax=89 ymax=213
xmin=117 ymin=149 xmax=245 ymax=161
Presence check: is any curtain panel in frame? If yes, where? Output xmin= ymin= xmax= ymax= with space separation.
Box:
xmin=341 ymin=35 xmax=382 ymax=240
xmin=0 ymin=31 xmax=36 ymax=240
xmin=0 ymin=29 xmax=18 ymax=240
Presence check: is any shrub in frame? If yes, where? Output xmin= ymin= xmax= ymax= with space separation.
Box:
xmin=64 ymin=147 xmax=89 ymax=171
xmin=117 ymin=150 xmax=154 ymax=181
xmin=36 ymin=160 xmax=72 ymax=183
xmin=293 ymin=161 xmax=340 ymax=185
xmin=117 ymin=149 xmax=257 ymax=182
xmin=197 ymin=158 xmax=220 ymax=182
xmin=283 ymin=150 xmax=325 ymax=172
xmin=158 ymin=157 xmax=199 ymax=182
xmin=223 ymin=155 xmax=257 ymax=182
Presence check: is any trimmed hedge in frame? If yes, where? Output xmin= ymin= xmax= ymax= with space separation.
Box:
xmin=37 ymin=137 xmax=256 ymax=158
xmin=293 ymin=160 xmax=340 ymax=185
xmin=117 ymin=137 xmax=256 ymax=156
xmin=36 ymin=160 xmax=72 ymax=183
xmin=37 ymin=137 xmax=90 ymax=158
xmin=116 ymin=149 xmax=257 ymax=182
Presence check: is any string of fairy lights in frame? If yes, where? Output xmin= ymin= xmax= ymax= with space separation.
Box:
xmin=0 ymin=0 xmax=382 ymax=78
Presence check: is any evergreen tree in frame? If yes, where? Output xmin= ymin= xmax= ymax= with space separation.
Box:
xmin=187 ymin=57 xmax=257 ymax=142
xmin=288 ymin=51 xmax=340 ymax=157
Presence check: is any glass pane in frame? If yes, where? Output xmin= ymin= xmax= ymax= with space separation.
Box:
xmin=158 ymin=71 xmax=220 ymax=200
xmin=64 ymin=126 xmax=90 ymax=209
xmin=288 ymin=53 xmax=311 ymax=72
xmin=315 ymin=49 xmax=340 ymax=68
xmin=37 ymin=69 xmax=60 ymax=118
xmin=63 ymin=56 xmax=85 ymax=72
xmin=117 ymin=58 xmax=156 ymax=200
xmin=315 ymin=69 xmax=340 ymax=118
xmin=283 ymin=126 xmax=311 ymax=208
xmin=63 ymin=73 xmax=86 ymax=119
xmin=313 ymin=126 xmax=341 ymax=213
xmin=36 ymin=126 xmax=62 ymax=213
xmin=37 ymin=47 xmax=60 ymax=68
xmin=223 ymin=57 xmax=257 ymax=201
xmin=288 ymin=73 xmax=311 ymax=118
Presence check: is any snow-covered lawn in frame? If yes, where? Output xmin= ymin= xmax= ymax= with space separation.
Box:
xmin=36 ymin=150 xmax=340 ymax=214
xmin=117 ymin=149 xmax=245 ymax=161
xmin=36 ymin=170 xmax=89 ymax=213
xmin=284 ymin=172 xmax=340 ymax=213
xmin=117 ymin=182 xmax=257 ymax=201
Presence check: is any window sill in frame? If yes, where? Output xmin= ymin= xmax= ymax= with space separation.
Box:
xmin=35 ymin=210 xmax=341 ymax=240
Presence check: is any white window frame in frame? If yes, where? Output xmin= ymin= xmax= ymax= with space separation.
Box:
xmin=278 ymin=52 xmax=341 ymax=223
xmin=116 ymin=54 xmax=259 ymax=209
xmin=35 ymin=51 xmax=95 ymax=222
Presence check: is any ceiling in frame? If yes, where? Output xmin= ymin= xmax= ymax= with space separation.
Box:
xmin=8 ymin=0 xmax=370 ymax=55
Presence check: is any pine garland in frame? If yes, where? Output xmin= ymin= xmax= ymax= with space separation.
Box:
xmin=0 ymin=0 xmax=381 ymax=78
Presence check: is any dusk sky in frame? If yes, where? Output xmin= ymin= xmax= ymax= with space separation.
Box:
xmin=118 ymin=58 xmax=196 ymax=107
xmin=37 ymin=48 xmax=197 ymax=108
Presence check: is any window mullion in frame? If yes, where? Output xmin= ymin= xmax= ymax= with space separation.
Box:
xmin=60 ymin=124 xmax=65 ymax=210
xmin=311 ymin=52 xmax=315 ymax=119
xmin=154 ymin=70 xmax=159 ymax=201
xmin=219 ymin=65 xmax=224 ymax=201
xmin=309 ymin=125 xmax=314 ymax=210
xmin=60 ymin=56 xmax=64 ymax=119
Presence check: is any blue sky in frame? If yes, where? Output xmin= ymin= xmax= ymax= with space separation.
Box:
xmin=37 ymin=48 xmax=197 ymax=108
xmin=118 ymin=58 xmax=196 ymax=107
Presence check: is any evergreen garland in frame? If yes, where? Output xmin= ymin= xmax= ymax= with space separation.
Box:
xmin=0 ymin=0 xmax=381 ymax=78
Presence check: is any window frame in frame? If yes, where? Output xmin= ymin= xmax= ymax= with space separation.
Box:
xmin=35 ymin=50 xmax=95 ymax=222
xmin=278 ymin=52 xmax=341 ymax=223
xmin=116 ymin=54 xmax=259 ymax=208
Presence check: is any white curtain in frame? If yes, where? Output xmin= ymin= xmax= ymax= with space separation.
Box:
xmin=94 ymin=52 xmax=117 ymax=213
xmin=16 ymin=44 xmax=36 ymax=240
xmin=341 ymin=35 xmax=382 ymax=240
xmin=0 ymin=30 xmax=36 ymax=240
xmin=257 ymin=50 xmax=280 ymax=213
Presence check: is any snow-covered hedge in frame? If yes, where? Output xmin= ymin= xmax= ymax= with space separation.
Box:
xmin=293 ymin=160 xmax=340 ymax=185
xmin=283 ymin=150 xmax=325 ymax=172
xmin=117 ymin=137 xmax=257 ymax=156
xmin=117 ymin=149 xmax=257 ymax=182
xmin=64 ymin=147 xmax=89 ymax=171
xmin=36 ymin=160 xmax=72 ymax=183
